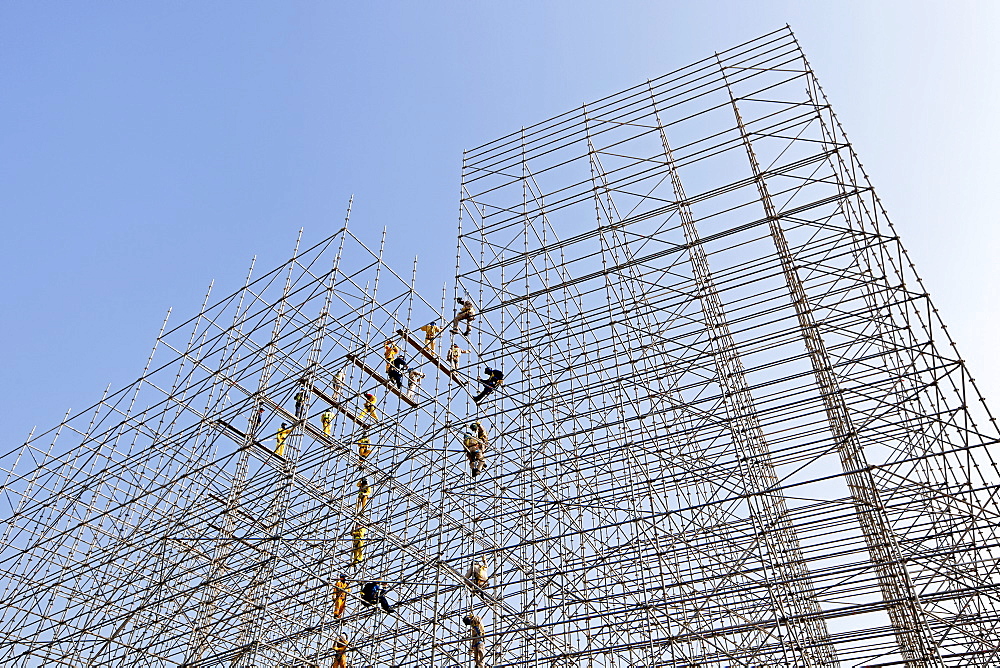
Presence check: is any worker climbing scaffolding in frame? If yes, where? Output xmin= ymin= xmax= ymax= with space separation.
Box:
xmin=360 ymin=581 xmax=395 ymax=613
xmin=331 ymin=367 xmax=346 ymax=401
xmin=294 ymin=382 xmax=309 ymax=419
xmin=407 ymin=367 xmax=425 ymax=399
xmin=418 ymin=321 xmax=442 ymax=353
xmin=357 ymin=435 xmax=373 ymax=469
xmin=463 ymin=614 xmax=486 ymax=668
xmin=361 ymin=392 xmax=378 ymax=424
xmin=350 ymin=525 xmax=366 ymax=565
xmin=451 ymin=297 xmax=477 ymax=336
xmin=387 ymin=355 xmax=408 ymax=390
xmin=384 ymin=340 xmax=400 ymax=370
xmin=463 ymin=429 xmax=487 ymax=477
xmin=473 ymin=367 xmax=503 ymax=404
xmin=469 ymin=421 xmax=488 ymax=447
xmin=465 ymin=559 xmax=489 ymax=589
xmin=275 ymin=422 xmax=291 ymax=457
xmin=332 ymin=634 xmax=349 ymax=668
xmin=333 ymin=573 xmax=349 ymax=618
xmin=355 ymin=477 xmax=372 ymax=512
xmin=321 ymin=408 xmax=334 ymax=436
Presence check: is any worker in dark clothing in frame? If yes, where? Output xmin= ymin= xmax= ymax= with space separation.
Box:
xmin=294 ymin=383 xmax=309 ymax=419
xmin=387 ymin=355 xmax=408 ymax=390
xmin=473 ymin=367 xmax=503 ymax=403
xmin=360 ymin=581 xmax=394 ymax=613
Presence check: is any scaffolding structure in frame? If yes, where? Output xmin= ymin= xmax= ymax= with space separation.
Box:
xmin=3 ymin=26 xmax=1000 ymax=668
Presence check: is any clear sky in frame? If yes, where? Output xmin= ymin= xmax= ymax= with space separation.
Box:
xmin=3 ymin=1 xmax=999 ymax=443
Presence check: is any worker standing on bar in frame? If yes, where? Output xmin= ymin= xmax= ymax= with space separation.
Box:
xmin=446 ymin=343 xmax=468 ymax=370
xmin=357 ymin=435 xmax=373 ymax=469
xmin=407 ymin=367 xmax=425 ymax=399
xmin=418 ymin=321 xmax=442 ymax=353
xmin=321 ymin=408 xmax=334 ymax=436
xmin=451 ymin=297 xmax=477 ymax=336
xmin=355 ymin=477 xmax=372 ymax=512
xmin=361 ymin=393 xmax=378 ymax=423
xmin=275 ymin=422 xmax=292 ymax=457
xmin=384 ymin=340 xmax=400 ymax=371
xmin=331 ymin=367 xmax=346 ymax=401
xmin=333 ymin=573 xmax=349 ymax=618
xmin=350 ymin=524 xmax=366 ymax=565
xmin=466 ymin=559 xmax=489 ymax=589
xmin=473 ymin=367 xmax=504 ymax=404
xmin=294 ymin=383 xmax=309 ymax=419
xmin=332 ymin=634 xmax=349 ymax=668
xmin=463 ymin=429 xmax=486 ymax=477
xmin=463 ymin=614 xmax=486 ymax=668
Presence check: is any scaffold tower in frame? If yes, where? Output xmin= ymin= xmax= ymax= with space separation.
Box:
xmin=3 ymin=26 xmax=1000 ymax=668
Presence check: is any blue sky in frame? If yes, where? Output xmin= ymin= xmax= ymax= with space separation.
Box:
xmin=3 ymin=1 xmax=999 ymax=441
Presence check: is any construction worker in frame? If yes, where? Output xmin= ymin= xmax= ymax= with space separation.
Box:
xmin=350 ymin=525 xmax=366 ymax=565
xmin=470 ymin=421 xmax=488 ymax=448
xmin=294 ymin=384 xmax=309 ymax=419
xmin=451 ymin=298 xmax=477 ymax=336
xmin=361 ymin=392 xmax=378 ymax=423
xmin=446 ymin=343 xmax=468 ymax=370
xmin=387 ymin=355 xmax=408 ymax=390
xmin=332 ymin=634 xmax=349 ymax=668
xmin=463 ymin=430 xmax=486 ymax=477
xmin=275 ymin=422 xmax=292 ymax=457
xmin=249 ymin=406 xmax=265 ymax=435
xmin=355 ymin=477 xmax=372 ymax=512
xmin=462 ymin=614 xmax=486 ymax=668
xmin=333 ymin=573 xmax=350 ymax=618
xmin=321 ymin=408 xmax=335 ymax=436
xmin=357 ymin=435 xmax=373 ymax=469
xmin=407 ymin=368 xmax=425 ymax=400
xmin=466 ymin=559 xmax=489 ymax=588
xmin=331 ymin=367 xmax=346 ymax=401
xmin=360 ymin=581 xmax=395 ymax=613
xmin=384 ymin=340 xmax=400 ymax=371
xmin=473 ymin=367 xmax=504 ymax=404
xmin=418 ymin=321 xmax=442 ymax=353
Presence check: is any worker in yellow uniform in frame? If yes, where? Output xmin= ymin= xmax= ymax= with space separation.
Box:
xmin=321 ymin=408 xmax=334 ymax=436
xmin=463 ymin=614 xmax=486 ymax=668
xmin=350 ymin=525 xmax=366 ymax=565
xmin=384 ymin=340 xmax=400 ymax=372
xmin=463 ymin=430 xmax=486 ymax=477
xmin=361 ymin=392 xmax=378 ymax=424
xmin=332 ymin=634 xmax=349 ymax=668
xmin=446 ymin=343 xmax=468 ymax=370
xmin=357 ymin=435 xmax=373 ymax=470
xmin=451 ymin=298 xmax=477 ymax=336
xmin=333 ymin=573 xmax=350 ymax=618
xmin=466 ymin=559 xmax=489 ymax=589
xmin=355 ymin=477 xmax=372 ymax=512
xmin=418 ymin=321 xmax=442 ymax=353
xmin=275 ymin=422 xmax=292 ymax=457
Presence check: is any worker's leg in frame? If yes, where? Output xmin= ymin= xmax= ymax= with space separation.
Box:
xmin=334 ymin=596 xmax=345 ymax=618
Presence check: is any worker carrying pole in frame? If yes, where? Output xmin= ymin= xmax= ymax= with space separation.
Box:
xmin=275 ymin=422 xmax=291 ymax=457
xmin=462 ymin=614 xmax=486 ymax=668
xmin=333 ymin=573 xmax=350 ymax=618
xmin=463 ymin=430 xmax=487 ymax=478
xmin=473 ymin=367 xmax=503 ymax=404
xmin=418 ymin=321 xmax=443 ymax=353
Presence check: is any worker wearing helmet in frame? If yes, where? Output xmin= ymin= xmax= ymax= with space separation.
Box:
xmin=418 ymin=321 xmax=443 ymax=353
